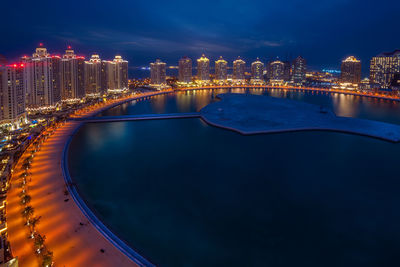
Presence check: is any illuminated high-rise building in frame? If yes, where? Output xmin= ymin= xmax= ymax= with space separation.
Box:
xmin=100 ymin=61 xmax=108 ymax=93
xmin=101 ymin=56 xmax=129 ymax=92
xmin=113 ymin=55 xmax=129 ymax=90
xmin=292 ymin=56 xmax=307 ymax=85
xmin=178 ymin=56 xmax=192 ymax=83
xmin=251 ymin=58 xmax=264 ymax=80
xmin=0 ymin=64 xmax=26 ymax=128
xmin=102 ymin=60 xmax=116 ymax=91
xmin=268 ymin=60 xmax=285 ymax=81
xmin=340 ymin=56 xmax=361 ymax=84
xmin=215 ymin=56 xmax=228 ymax=81
xmin=150 ymin=59 xmax=167 ymax=85
xmin=233 ymin=57 xmax=246 ymax=80
xmin=22 ymin=45 xmax=60 ymax=108
xmin=370 ymin=50 xmax=400 ymax=89
xmin=60 ymin=47 xmax=85 ymax=101
xmin=283 ymin=61 xmax=291 ymax=81
xmin=197 ymin=54 xmax=210 ymax=81
xmin=51 ymin=55 xmax=62 ymax=104
xmin=84 ymin=54 xmax=102 ymax=96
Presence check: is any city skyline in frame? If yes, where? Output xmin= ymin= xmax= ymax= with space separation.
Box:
xmin=2 ymin=1 xmax=400 ymax=266
xmin=1 ymin=42 xmax=399 ymax=81
xmin=2 ymin=44 xmax=399 ymax=76
xmin=1 ymin=0 xmax=400 ymax=72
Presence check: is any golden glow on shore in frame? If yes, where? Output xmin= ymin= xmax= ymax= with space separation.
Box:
xmin=176 ymin=85 xmax=400 ymax=101
xmin=6 ymin=90 xmax=173 ymax=266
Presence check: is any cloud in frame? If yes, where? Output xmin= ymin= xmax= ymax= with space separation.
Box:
xmin=260 ymin=41 xmax=282 ymax=47
xmin=74 ymin=30 xmax=240 ymax=54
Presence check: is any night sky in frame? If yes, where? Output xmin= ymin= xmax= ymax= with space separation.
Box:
xmin=1 ymin=0 xmax=399 ymax=74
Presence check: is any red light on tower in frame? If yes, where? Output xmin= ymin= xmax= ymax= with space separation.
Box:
xmin=68 ymin=45 xmax=72 ymax=49
xmin=39 ymin=43 xmax=43 ymax=47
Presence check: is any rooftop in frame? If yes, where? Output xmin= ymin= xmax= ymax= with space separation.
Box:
xmin=376 ymin=50 xmax=400 ymax=57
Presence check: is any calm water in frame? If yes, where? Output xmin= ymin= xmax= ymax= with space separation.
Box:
xmin=69 ymin=89 xmax=400 ymax=266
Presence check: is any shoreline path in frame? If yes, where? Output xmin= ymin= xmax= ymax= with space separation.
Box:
xmin=6 ymin=87 xmax=400 ymax=266
xmin=6 ymin=91 xmax=171 ymax=267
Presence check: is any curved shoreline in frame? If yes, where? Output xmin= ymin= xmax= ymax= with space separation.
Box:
xmin=7 ymin=87 xmax=400 ymax=266
xmin=201 ymin=93 xmax=400 ymax=143
xmin=178 ymin=85 xmax=400 ymax=102
xmin=62 ymin=123 xmax=154 ymax=267
xmin=202 ymin=115 xmax=400 ymax=143
xmin=57 ymin=91 xmax=178 ymax=266
xmin=6 ymin=91 xmax=172 ymax=266
xmin=55 ymin=88 xmax=400 ymax=265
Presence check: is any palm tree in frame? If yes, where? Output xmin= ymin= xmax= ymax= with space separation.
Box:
xmin=19 ymin=181 xmax=26 ymax=189
xmin=22 ymin=162 xmax=31 ymax=170
xmin=30 ymin=216 xmax=41 ymax=229
xmin=41 ymin=250 xmax=53 ymax=267
xmin=18 ymin=173 xmax=27 ymax=181
xmin=29 ymin=229 xmax=36 ymax=239
xmin=34 ymin=233 xmax=46 ymax=253
xmin=21 ymin=194 xmax=31 ymax=205
xmin=22 ymin=205 xmax=34 ymax=218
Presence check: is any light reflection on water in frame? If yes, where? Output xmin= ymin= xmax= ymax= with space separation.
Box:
xmin=101 ymin=88 xmax=400 ymax=124
xmin=71 ymin=89 xmax=400 ymax=267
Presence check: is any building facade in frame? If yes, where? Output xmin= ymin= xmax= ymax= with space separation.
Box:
xmin=101 ymin=56 xmax=129 ymax=92
xmin=178 ymin=56 xmax=192 ymax=83
xmin=0 ymin=64 xmax=26 ymax=128
xmin=233 ymin=57 xmax=246 ymax=81
xmin=268 ymin=60 xmax=285 ymax=81
xmin=22 ymin=45 xmax=61 ymax=108
xmin=370 ymin=50 xmax=400 ymax=89
xmin=292 ymin=56 xmax=307 ymax=85
xmin=51 ymin=55 xmax=62 ymax=104
xmin=150 ymin=59 xmax=167 ymax=85
xmin=113 ymin=56 xmax=129 ymax=91
xmin=215 ymin=56 xmax=228 ymax=81
xmin=251 ymin=58 xmax=264 ymax=80
xmin=340 ymin=56 xmax=362 ymax=84
xmin=102 ymin=61 xmax=116 ymax=91
xmin=84 ymin=54 xmax=102 ymax=96
xmin=283 ymin=61 xmax=291 ymax=81
xmin=60 ymin=48 xmax=85 ymax=101
xmin=197 ymin=54 xmax=210 ymax=81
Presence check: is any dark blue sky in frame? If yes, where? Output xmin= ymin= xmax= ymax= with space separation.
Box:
xmin=1 ymin=0 xmax=399 ymax=75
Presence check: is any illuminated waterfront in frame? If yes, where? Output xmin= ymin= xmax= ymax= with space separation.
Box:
xmin=2 ymin=0 xmax=400 ymax=265
xmin=68 ymin=89 xmax=400 ymax=266
xmin=100 ymin=88 xmax=400 ymax=124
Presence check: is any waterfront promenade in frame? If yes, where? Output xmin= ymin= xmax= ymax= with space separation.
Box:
xmin=5 ymin=86 xmax=400 ymax=266
xmin=6 ymin=92 xmax=172 ymax=266
xmin=75 ymin=112 xmax=201 ymax=123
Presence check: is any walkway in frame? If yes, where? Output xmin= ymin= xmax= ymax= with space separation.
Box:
xmin=8 ymin=87 xmax=398 ymax=266
xmin=6 ymin=92 xmax=170 ymax=267
xmin=75 ymin=112 xmax=200 ymax=123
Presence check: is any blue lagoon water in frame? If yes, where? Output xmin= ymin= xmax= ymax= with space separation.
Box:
xmin=69 ymin=89 xmax=400 ymax=266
